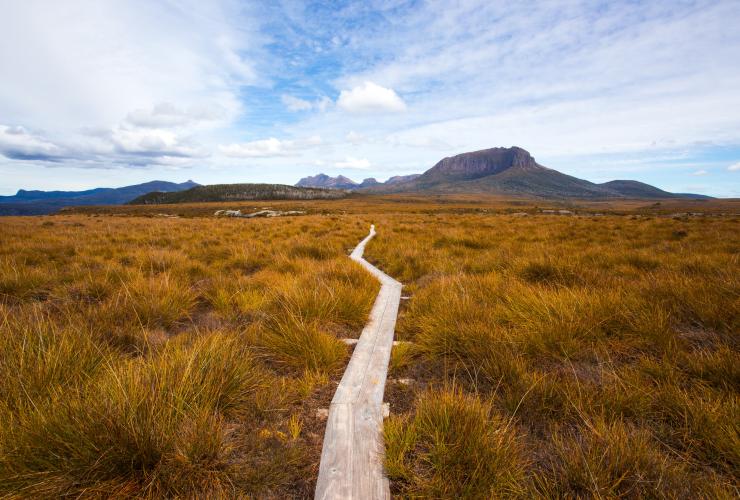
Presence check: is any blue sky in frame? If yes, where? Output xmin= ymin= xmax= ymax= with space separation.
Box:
xmin=1 ymin=0 xmax=739 ymax=196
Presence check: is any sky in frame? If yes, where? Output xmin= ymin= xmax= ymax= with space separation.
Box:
xmin=1 ymin=0 xmax=739 ymax=197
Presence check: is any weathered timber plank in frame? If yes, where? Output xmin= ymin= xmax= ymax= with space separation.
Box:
xmin=315 ymin=225 xmax=401 ymax=500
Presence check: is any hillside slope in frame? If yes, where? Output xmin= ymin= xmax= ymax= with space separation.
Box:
xmin=365 ymin=147 xmax=709 ymax=199
xmin=129 ymin=183 xmax=347 ymax=204
xmin=296 ymin=174 xmax=358 ymax=189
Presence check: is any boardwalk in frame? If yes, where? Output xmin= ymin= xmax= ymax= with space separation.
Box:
xmin=315 ymin=225 xmax=402 ymax=500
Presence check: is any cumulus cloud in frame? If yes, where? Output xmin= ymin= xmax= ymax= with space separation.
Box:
xmin=219 ymin=135 xmax=322 ymax=158
xmin=0 ymin=125 xmax=65 ymax=161
xmin=335 ymin=156 xmax=371 ymax=169
xmin=337 ymin=82 xmax=406 ymax=113
xmin=691 ymin=169 xmax=708 ymax=176
xmin=728 ymin=162 xmax=740 ymax=171
xmin=109 ymin=127 xmax=200 ymax=158
xmin=0 ymin=0 xmax=254 ymax=172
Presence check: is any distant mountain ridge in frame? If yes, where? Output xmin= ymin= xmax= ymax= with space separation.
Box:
xmin=0 ymin=180 xmax=199 ymax=215
xmin=297 ymin=147 xmax=709 ymax=200
xmin=295 ymin=173 xmax=421 ymax=190
xmin=296 ymin=173 xmax=358 ymax=189
xmin=129 ymin=183 xmax=347 ymax=204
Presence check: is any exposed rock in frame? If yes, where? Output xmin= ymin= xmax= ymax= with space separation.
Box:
xmin=243 ymin=210 xmax=306 ymax=218
xmin=214 ymin=209 xmax=306 ymax=218
xmin=214 ymin=209 xmax=242 ymax=216
xmin=418 ymin=146 xmax=539 ymax=184
xmin=345 ymin=146 xmax=710 ymax=200
xmin=296 ymin=173 xmax=358 ymax=189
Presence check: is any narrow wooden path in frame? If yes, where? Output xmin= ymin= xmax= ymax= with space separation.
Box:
xmin=315 ymin=225 xmax=402 ymax=500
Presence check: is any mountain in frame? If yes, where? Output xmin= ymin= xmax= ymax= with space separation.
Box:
xmin=358 ymin=178 xmax=380 ymax=188
xmin=598 ymin=180 xmax=709 ymax=199
xmin=296 ymin=174 xmax=358 ymax=189
xmin=294 ymin=173 xmax=422 ymax=190
xmin=365 ymin=147 xmax=709 ymax=199
xmin=128 ymin=183 xmax=347 ymax=204
xmin=0 ymin=180 xmax=199 ymax=215
xmin=385 ymin=174 xmax=422 ymax=185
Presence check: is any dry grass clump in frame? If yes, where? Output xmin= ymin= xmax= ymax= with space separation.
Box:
xmin=533 ymin=418 xmax=717 ymax=498
xmin=369 ymin=212 xmax=739 ymax=497
xmin=0 ymin=333 xmax=293 ymax=497
xmin=0 ymin=214 xmax=378 ymax=497
xmin=2 ymin=201 xmax=737 ymax=497
xmin=385 ymin=388 xmax=527 ymax=498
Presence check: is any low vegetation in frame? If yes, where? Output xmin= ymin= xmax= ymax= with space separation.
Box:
xmin=0 ymin=214 xmax=377 ymax=497
xmin=129 ymin=183 xmax=346 ymax=205
xmin=1 ymin=199 xmax=738 ymax=498
xmin=368 ymin=212 xmax=739 ymax=497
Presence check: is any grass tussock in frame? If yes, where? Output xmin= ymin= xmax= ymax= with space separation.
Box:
xmin=385 ymin=388 xmax=527 ymax=498
xmin=368 ymin=212 xmax=739 ymax=497
xmin=1 ymin=202 xmax=737 ymax=497
xmin=0 ymin=214 xmax=378 ymax=497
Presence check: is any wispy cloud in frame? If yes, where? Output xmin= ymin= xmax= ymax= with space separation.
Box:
xmin=335 ymin=156 xmax=371 ymax=169
xmin=219 ymin=136 xmax=322 ymax=158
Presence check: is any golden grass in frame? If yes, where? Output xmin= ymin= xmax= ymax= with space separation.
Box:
xmin=1 ymin=201 xmax=738 ymax=497
xmin=368 ymin=212 xmax=739 ymax=497
xmin=0 ymin=214 xmax=378 ymax=497
xmin=385 ymin=388 xmax=527 ymax=498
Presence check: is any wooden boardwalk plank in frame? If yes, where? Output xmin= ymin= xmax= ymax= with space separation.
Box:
xmin=315 ymin=225 xmax=401 ymax=500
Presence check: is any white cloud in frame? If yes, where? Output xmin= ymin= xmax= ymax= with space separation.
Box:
xmin=219 ymin=138 xmax=288 ymax=158
xmin=2 ymin=1 xmax=740 ymax=197
xmin=125 ymin=102 xmax=225 ymax=129
xmin=219 ymin=135 xmax=322 ymax=158
xmin=728 ymin=162 xmax=740 ymax=172
xmin=110 ymin=127 xmax=199 ymax=157
xmin=337 ymin=82 xmax=406 ymax=113
xmin=0 ymin=0 xmax=254 ymax=162
xmin=0 ymin=125 xmax=65 ymax=161
xmin=691 ymin=169 xmax=708 ymax=176
xmin=335 ymin=156 xmax=371 ymax=169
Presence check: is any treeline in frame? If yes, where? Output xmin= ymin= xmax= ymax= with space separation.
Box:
xmin=129 ymin=183 xmax=348 ymax=204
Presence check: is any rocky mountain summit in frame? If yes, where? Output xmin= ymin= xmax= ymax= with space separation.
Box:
xmin=303 ymin=147 xmax=709 ymax=199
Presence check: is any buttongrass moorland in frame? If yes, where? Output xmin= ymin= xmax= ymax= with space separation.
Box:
xmin=0 ymin=214 xmax=378 ymax=498
xmin=365 ymin=211 xmax=738 ymax=498
xmin=1 ymin=199 xmax=738 ymax=498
